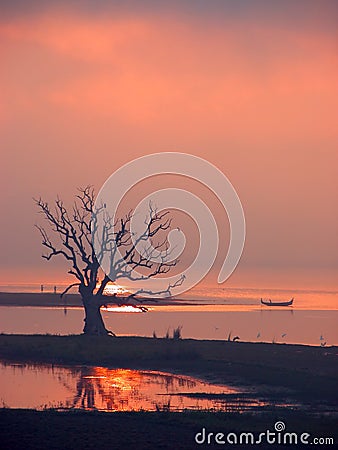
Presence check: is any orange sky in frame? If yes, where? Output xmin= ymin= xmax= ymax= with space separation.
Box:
xmin=0 ymin=1 xmax=337 ymax=289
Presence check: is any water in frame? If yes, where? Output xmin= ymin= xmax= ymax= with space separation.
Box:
xmin=0 ymin=284 xmax=337 ymax=345
xmin=1 ymin=284 xmax=337 ymax=310
xmin=183 ymin=286 xmax=338 ymax=310
xmin=0 ymin=361 xmax=270 ymax=412
xmin=0 ymin=306 xmax=337 ymax=345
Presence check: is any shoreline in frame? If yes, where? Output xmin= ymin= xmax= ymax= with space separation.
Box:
xmin=1 ymin=335 xmax=337 ymax=448
xmin=1 ymin=294 xmax=337 ymax=347
xmin=0 ymin=292 xmax=197 ymax=308
xmin=2 ymin=291 xmax=338 ymax=311
xmin=1 ymin=334 xmax=337 ymax=405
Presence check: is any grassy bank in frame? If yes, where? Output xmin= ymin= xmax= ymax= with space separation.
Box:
xmin=1 ymin=335 xmax=337 ymax=449
xmin=0 ymin=409 xmax=337 ymax=450
xmin=0 ymin=334 xmax=337 ymax=405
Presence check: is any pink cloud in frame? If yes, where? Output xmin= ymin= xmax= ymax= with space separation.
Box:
xmin=1 ymin=13 xmax=336 ymax=140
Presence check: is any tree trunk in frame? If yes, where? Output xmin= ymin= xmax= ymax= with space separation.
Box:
xmin=82 ymin=296 xmax=115 ymax=336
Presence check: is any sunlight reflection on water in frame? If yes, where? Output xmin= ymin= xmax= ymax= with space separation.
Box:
xmin=0 ymin=305 xmax=337 ymax=345
xmin=0 ymin=362 xmax=273 ymax=412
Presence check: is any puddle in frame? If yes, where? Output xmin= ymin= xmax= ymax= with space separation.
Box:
xmin=0 ymin=361 xmax=278 ymax=412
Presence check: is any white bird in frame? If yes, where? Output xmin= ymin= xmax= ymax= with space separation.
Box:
xmin=256 ymin=332 xmax=261 ymax=338
xmin=281 ymin=333 xmax=287 ymax=338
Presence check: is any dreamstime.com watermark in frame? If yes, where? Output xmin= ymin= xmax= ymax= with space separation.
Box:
xmin=194 ymin=421 xmax=334 ymax=446
xmin=93 ymin=152 xmax=246 ymax=297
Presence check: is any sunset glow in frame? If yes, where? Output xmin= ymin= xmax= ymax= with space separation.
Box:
xmin=0 ymin=4 xmax=337 ymax=446
xmin=102 ymin=283 xmax=128 ymax=296
xmin=102 ymin=305 xmax=144 ymax=313
xmin=0 ymin=2 xmax=336 ymax=290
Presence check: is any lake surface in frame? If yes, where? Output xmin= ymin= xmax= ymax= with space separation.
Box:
xmin=2 ymin=284 xmax=337 ymax=310
xmin=0 ymin=305 xmax=337 ymax=346
xmin=0 ymin=361 xmax=274 ymax=412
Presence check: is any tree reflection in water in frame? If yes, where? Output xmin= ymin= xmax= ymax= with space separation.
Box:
xmin=69 ymin=367 xmax=267 ymax=412
xmin=1 ymin=362 xmax=261 ymax=412
xmin=71 ymin=367 xmax=209 ymax=411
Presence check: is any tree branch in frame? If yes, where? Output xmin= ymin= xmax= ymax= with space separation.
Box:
xmin=35 ymin=188 xmax=185 ymax=306
xmin=60 ymin=282 xmax=81 ymax=298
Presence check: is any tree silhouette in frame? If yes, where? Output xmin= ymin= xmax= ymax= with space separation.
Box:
xmin=35 ymin=186 xmax=183 ymax=335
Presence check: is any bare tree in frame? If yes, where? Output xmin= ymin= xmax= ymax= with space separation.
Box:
xmin=35 ymin=186 xmax=183 ymax=336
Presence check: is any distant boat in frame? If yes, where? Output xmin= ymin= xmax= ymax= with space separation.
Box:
xmin=260 ymin=298 xmax=294 ymax=307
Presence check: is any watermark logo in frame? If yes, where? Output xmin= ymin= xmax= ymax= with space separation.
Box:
xmin=274 ymin=421 xmax=286 ymax=432
xmin=93 ymin=152 xmax=245 ymax=297
xmin=194 ymin=420 xmax=334 ymax=446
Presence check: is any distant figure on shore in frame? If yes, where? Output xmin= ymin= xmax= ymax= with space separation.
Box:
xmin=40 ymin=284 xmax=44 ymax=293
xmin=54 ymin=286 xmax=57 ymax=294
